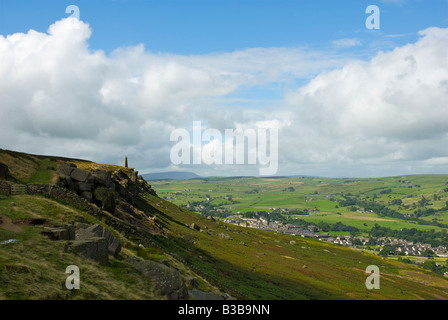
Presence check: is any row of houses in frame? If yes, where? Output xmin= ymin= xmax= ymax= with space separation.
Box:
xmin=223 ymin=216 xmax=448 ymax=257
xmin=377 ymin=237 xmax=448 ymax=257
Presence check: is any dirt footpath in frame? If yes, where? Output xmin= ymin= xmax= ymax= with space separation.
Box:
xmin=0 ymin=210 xmax=23 ymax=233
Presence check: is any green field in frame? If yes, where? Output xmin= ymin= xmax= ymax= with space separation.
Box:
xmin=151 ymin=175 xmax=448 ymax=235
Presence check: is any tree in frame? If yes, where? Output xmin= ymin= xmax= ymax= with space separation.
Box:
xmin=422 ymin=249 xmax=435 ymax=257
xmin=379 ymin=245 xmax=396 ymax=256
xmin=94 ymin=187 xmax=116 ymax=212
xmin=418 ymin=196 xmax=430 ymax=207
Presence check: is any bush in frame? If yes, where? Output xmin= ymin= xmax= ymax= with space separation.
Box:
xmin=94 ymin=187 xmax=116 ymax=212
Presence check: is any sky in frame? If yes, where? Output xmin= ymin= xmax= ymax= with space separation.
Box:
xmin=0 ymin=0 xmax=447 ymax=178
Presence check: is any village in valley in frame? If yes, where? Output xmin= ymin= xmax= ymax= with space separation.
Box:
xmin=154 ymin=174 xmax=448 ymax=278
xmin=222 ymin=214 xmax=448 ymax=261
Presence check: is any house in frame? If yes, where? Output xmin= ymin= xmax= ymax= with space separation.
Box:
xmin=436 ymin=250 xmax=448 ymax=258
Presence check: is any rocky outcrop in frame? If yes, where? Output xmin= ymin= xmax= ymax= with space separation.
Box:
xmin=75 ymin=223 xmax=121 ymax=257
xmin=65 ymin=237 xmax=109 ymax=265
xmin=218 ymin=232 xmax=231 ymax=240
xmin=128 ymin=257 xmax=188 ymax=300
xmin=26 ymin=182 xmax=166 ymax=248
xmin=184 ymin=275 xmax=199 ymax=288
xmin=44 ymin=222 xmax=121 ymax=264
xmin=58 ymin=164 xmax=114 ymax=204
xmin=70 ymin=168 xmax=91 ymax=183
xmin=190 ymin=223 xmax=200 ymax=231
xmin=57 ymin=163 xmax=156 ymax=209
xmin=42 ymin=225 xmax=75 ymax=241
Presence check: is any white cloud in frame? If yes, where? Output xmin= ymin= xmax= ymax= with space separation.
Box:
xmin=0 ymin=18 xmax=447 ymax=177
xmin=0 ymin=18 xmax=343 ymax=168
xmin=332 ymin=38 xmax=362 ymax=47
xmin=281 ymin=27 xmax=448 ymax=176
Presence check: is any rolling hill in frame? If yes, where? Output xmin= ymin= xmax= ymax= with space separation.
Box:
xmin=142 ymin=171 xmax=200 ymax=181
xmin=1 ymin=148 xmax=448 ymax=300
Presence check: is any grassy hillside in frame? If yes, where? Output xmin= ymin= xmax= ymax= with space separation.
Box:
xmin=1 ymin=149 xmax=448 ymax=300
xmin=137 ymin=191 xmax=448 ymax=300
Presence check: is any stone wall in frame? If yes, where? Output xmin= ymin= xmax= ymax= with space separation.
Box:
xmin=27 ymin=183 xmax=95 ymax=214
xmin=0 ymin=181 xmax=11 ymax=195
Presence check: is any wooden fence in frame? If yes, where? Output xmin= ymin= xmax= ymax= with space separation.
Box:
xmin=10 ymin=184 xmax=26 ymax=195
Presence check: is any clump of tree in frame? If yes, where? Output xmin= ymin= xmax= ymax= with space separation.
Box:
xmin=379 ymin=245 xmax=397 ymax=256
xmin=390 ymin=199 xmax=402 ymax=206
xmin=94 ymin=187 xmax=116 ymax=212
xmin=339 ymin=195 xmax=448 ymax=228
xmin=418 ymin=196 xmax=431 ymax=207
xmin=369 ymin=224 xmax=448 ymax=247
xmin=421 ymin=260 xmax=448 ymax=275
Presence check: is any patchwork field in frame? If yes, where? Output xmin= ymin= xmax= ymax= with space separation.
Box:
xmin=151 ymin=175 xmax=448 ymax=235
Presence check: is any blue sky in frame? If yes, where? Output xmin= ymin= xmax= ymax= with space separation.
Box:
xmin=1 ymin=0 xmax=447 ymax=55
xmin=0 ymin=0 xmax=448 ymax=177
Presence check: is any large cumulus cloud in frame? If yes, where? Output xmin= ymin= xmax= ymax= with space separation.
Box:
xmin=0 ymin=18 xmax=341 ymax=171
xmin=281 ymin=27 xmax=448 ymax=177
xmin=1 ymin=17 xmax=447 ymax=177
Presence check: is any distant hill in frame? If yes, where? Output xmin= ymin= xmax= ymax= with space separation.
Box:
xmin=142 ymin=171 xmax=200 ymax=181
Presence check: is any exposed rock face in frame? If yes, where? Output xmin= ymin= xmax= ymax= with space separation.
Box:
xmin=42 ymin=225 xmax=75 ymax=241
xmin=129 ymin=258 xmax=188 ymax=300
xmin=219 ymin=233 xmax=231 ymax=240
xmin=58 ymin=164 xmax=76 ymax=177
xmin=70 ymin=168 xmax=91 ymax=183
xmin=57 ymin=163 xmax=156 ymax=208
xmin=184 ymin=275 xmax=199 ymax=288
xmin=50 ymin=222 xmax=121 ymax=264
xmin=190 ymin=223 xmax=200 ymax=231
xmin=91 ymin=170 xmax=112 ymax=188
xmin=78 ymin=182 xmax=93 ymax=191
xmin=75 ymin=223 xmax=122 ymax=257
xmin=65 ymin=237 xmax=109 ymax=265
